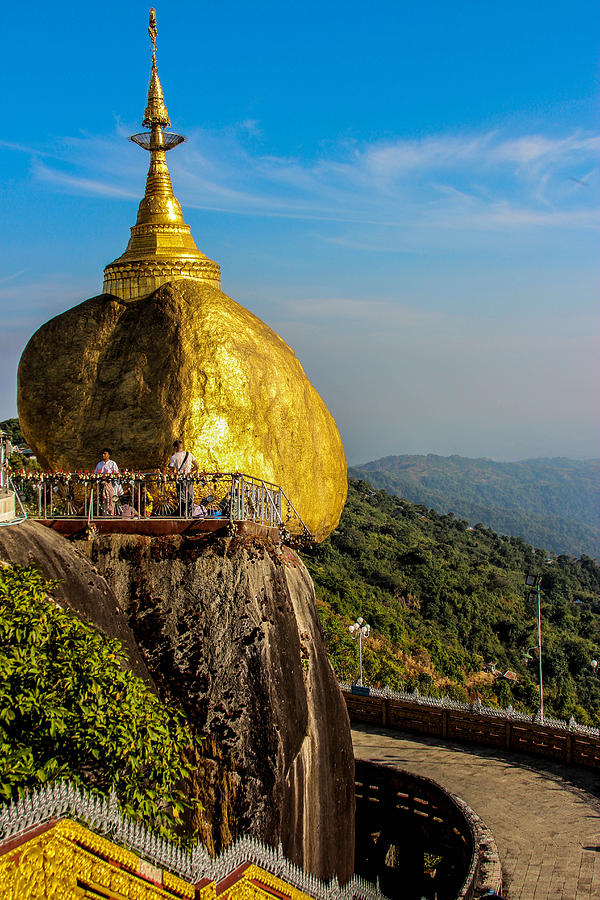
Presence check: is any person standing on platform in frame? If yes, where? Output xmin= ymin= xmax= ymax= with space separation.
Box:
xmin=95 ymin=448 xmax=119 ymax=516
xmin=168 ymin=440 xmax=199 ymax=516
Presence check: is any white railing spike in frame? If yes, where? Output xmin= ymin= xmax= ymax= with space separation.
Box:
xmin=339 ymin=680 xmax=599 ymax=737
xmin=0 ymin=779 xmax=388 ymax=898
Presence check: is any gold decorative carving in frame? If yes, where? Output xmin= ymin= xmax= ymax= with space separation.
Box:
xmin=163 ymin=871 xmax=197 ymax=898
xmin=0 ymin=820 xmax=316 ymax=900
xmin=148 ymin=9 xmax=158 ymax=56
xmin=104 ymin=261 xmax=221 ymax=277
xmin=131 ymin=224 xmax=191 ymax=236
xmin=194 ymin=882 xmax=217 ymax=900
xmin=224 ymin=864 xmax=316 ymax=899
xmin=0 ymin=820 xmax=194 ymax=899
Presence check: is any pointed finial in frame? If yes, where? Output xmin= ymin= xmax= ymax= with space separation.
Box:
xmin=149 ymin=8 xmax=158 ymax=58
xmin=143 ymin=8 xmax=170 ymax=129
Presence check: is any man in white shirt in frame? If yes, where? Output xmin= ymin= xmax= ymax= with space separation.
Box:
xmin=94 ymin=448 xmax=119 ymax=515
xmin=168 ymin=440 xmax=198 ymax=516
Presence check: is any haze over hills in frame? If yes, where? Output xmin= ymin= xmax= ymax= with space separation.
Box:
xmin=349 ymin=454 xmax=600 ymax=559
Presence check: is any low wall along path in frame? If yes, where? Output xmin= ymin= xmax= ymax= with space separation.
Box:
xmin=346 ymin=686 xmax=600 ymax=899
xmin=342 ymin=686 xmax=600 ymax=770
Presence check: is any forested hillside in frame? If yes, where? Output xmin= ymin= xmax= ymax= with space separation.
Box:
xmin=350 ymin=454 xmax=599 ymax=558
xmin=302 ymin=479 xmax=600 ymax=725
xmin=0 ymin=418 xmax=24 ymax=446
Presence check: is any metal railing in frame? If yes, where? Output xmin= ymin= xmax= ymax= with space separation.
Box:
xmin=339 ymin=681 xmax=600 ymax=735
xmin=9 ymin=470 xmax=312 ymax=541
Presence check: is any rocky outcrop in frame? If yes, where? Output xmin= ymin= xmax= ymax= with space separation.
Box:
xmin=17 ymin=279 xmax=347 ymax=541
xmin=82 ymin=531 xmax=355 ymax=882
xmin=0 ymin=521 xmax=355 ymax=879
xmin=0 ymin=520 xmax=150 ymax=683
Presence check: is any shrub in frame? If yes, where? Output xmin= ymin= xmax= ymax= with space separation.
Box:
xmin=0 ymin=564 xmax=201 ymax=841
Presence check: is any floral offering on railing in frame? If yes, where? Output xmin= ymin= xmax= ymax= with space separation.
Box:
xmin=8 ymin=469 xmax=313 ymax=542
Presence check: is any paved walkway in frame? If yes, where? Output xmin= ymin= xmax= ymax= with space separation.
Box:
xmin=352 ymin=724 xmax=600 ymax=900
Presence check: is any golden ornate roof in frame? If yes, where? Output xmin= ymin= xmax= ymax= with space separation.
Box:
xmin=0 ymin=817 xmax=321 ymax=899
xmin=103 ymin=8 xmax=220 ymax=302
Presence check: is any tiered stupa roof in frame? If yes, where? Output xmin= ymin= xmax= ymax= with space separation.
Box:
xmin=103 ymin=8 xmax=220 ymax=302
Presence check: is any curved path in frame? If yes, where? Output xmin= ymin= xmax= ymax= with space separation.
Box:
xmin=352 ymin=724 xmax=600 ymax=900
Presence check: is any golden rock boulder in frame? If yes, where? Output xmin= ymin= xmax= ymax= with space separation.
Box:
xmin=18 ymin=10 xmax=348 ymax=541
xmin=17 ymin=280 xmax=347 ymax=541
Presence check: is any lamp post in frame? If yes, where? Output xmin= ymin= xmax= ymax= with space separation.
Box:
xmin=525 ymin=573 xmax=544 ymax=723
xmin=0 ymin=432 xmax=10 ymax=491
xmin=349 ymin=618 xmax=370 ymax=686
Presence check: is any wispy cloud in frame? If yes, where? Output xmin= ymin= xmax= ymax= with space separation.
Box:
xmin=33 ymin=161 xmax=139 ymax=199
xmin=5 ymin=125 xmax=598 ymax=243
xmin=0 ymin=270 xmax=27 ymax=286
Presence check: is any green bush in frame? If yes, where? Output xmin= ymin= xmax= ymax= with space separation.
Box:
xmin=0 ymin=564 xmax=201 ymax=841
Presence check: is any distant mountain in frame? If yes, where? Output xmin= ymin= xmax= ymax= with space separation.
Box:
xmin=349 ymin=454 xmax=600 ymax=559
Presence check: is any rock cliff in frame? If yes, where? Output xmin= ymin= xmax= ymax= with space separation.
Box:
xmin=82 ymin=531 xmax=355 ymax=882
xmin=0 ymin=521 xmax=355 ymax=881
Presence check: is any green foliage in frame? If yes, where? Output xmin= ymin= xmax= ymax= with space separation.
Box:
xmin=350 ymin=454 xmax=600 ymax=558
xmin=7 ymin=452 xmax=40 ymax=473
xmin=303 ymin=480 xmax=600 ymax=723
xmin=0 ymin=419 xmax=24 ymax=445
xmin=1 ymin=418 xmax=39 ymax=473
xmin=0 ymin=564 xmax=201 ymax=841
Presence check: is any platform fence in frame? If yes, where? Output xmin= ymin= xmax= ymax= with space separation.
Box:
xmin=9 ymin=470 xmax=312 ymax=542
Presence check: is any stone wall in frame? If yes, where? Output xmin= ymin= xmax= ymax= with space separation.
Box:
xmin=343 ymin=687 xmax=600 ymax=769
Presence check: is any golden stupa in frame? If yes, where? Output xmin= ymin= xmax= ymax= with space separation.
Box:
xmin=17 ymin=9 xmax=347 ymax=541
xmin=102 ymin=10 xmax=220 ymax=301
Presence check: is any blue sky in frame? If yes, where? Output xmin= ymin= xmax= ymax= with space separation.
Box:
xmin=1 ymin=0 xmax=598 ymax=463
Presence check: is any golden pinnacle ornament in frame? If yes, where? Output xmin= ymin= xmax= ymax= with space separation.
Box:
xmin=17 ymin=9 xmax=347 ymax=541
xmin=103 ymin=9 xmax=220 ymax=301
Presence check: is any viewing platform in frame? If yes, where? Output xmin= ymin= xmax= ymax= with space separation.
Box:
xmin=8 ymin=470 xmax=313 ymax=545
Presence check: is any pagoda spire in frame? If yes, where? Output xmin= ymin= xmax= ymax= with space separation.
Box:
xmin=131 ymin=11 xmax=185 ymax=231
xmin=103 ymin=9 xmax=220 ymax=302
xmin=143 ymin=9 xmax=171 ymax=129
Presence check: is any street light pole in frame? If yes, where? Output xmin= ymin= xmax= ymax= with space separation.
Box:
xmin=525 ymin=574 xmax=544 ymax=724
xmin=349 ymin=618 xmax=371 ymax=686
xmin=0 ymin=432 xmax=10 ymax=491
